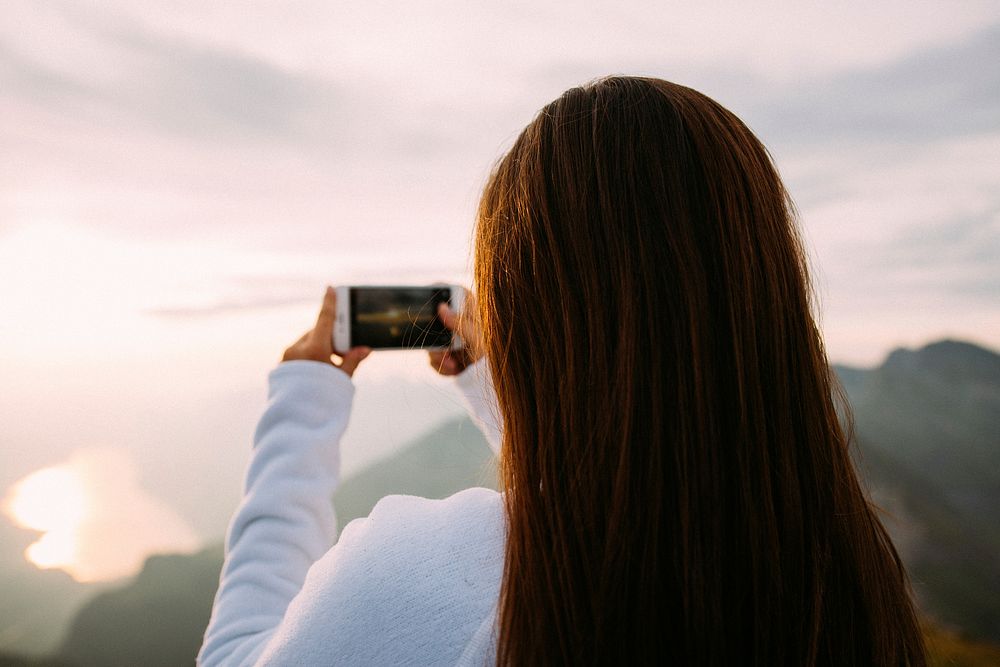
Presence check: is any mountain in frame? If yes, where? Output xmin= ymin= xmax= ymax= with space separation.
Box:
xmin=16 ymin=339 xmax=997 ymax=666
xmin=923 ymin=621 xmax=1000 ymax=667
xmin=838 ymin=340 xmax=1000 ymax=540
xmin=853 ymin=440 xmax=1000 ymax=641
xmin=331 ymin=418 xmax=496 ymax=531
xmin=0 ymin=653 xmax=73 ymax=667
xmin=55 ymin=547 xmax=223 ymax=667
xmin=834 ymin=339 xmax=1000 ymax=641
xmin=0 ymin=523 xmax=102 ymax=657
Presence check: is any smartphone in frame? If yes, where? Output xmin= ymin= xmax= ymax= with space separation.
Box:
xmin=333 ymin=285 xmax=466 ymax=352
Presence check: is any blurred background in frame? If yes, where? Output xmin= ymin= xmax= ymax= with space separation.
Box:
xmin=1 ymin=1 xmax=998 ymax=665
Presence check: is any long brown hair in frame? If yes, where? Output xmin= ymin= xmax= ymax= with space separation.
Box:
xmin=473 ymin=77 xmax=925 ymax=666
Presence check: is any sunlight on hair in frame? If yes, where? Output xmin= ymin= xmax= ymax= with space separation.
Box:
xmin=2 ymin=448 xmax=200 ymax=582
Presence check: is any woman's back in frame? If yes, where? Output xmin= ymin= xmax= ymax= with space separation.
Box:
xmin=475 ymin=76 xmax=926 ymax=665
xmin=256 ymin=488 xmax=504 ymax=665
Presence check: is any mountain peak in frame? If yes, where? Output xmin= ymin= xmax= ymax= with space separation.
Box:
xmin=882 ymin=339 xmax=1000 ymax=386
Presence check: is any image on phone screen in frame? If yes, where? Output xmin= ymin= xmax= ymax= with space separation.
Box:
xmin=350 ymin=287 xmax=452 ymax=349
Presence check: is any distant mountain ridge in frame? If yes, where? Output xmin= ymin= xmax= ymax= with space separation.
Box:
xmin=832 ymin=338 xmax=1000 ymax=642
xmin=882 ymin=339 xmax=1000 ymax=388
xmin=56 ymin=548 xmax=223 ymax=667
xmin=2 ymin=338 xmax=995 ymax=666
xmin=0 ymin=526 xmax=102 ymax=657
xmin=836 ymin=339 xmax=1000 ymax=541
xmin=331 ymin=418 xmax=496 ymax=532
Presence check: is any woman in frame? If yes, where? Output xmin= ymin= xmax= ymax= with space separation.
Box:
xmin=199 ymin=77 xmax=926 ymax=666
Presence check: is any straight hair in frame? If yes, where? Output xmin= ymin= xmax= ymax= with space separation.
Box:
xmin=473 ymin=76 xmax=925 ymax=666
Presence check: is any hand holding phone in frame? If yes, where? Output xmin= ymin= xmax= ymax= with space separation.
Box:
xmin=282 ymin=287 xmax=371 ymax=377
xmin=428 ymin=297 xmax=484 ymax=376
xmin=333 ymin=285 xmax=467 ymax=353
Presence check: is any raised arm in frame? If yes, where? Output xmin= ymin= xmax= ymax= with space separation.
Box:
xmin=199 ymin=287 xmax=370 ymax=666
xmin=199 ymin=361 xmax=353 ymax=666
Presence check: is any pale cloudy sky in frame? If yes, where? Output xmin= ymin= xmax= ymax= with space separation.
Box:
xmin=0 ymin=1 xmax=998 ymax=580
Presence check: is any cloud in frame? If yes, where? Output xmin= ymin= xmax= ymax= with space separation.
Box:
xmin=0 ymin=14 xmax=350 ymax=148
xmin=874 ymin=207 xmax=1000 ymax=301
xmin=146 ymin=265 xmax=472 ymax=320
xmin=147 ymin=296 xmax=314 ymax=319
xmin=744 ymin=23 xmax=1000 ymax=146
xmin=887 ymin=207 xmax=1000 ymax=266
xmin=0 ymin=2 xmax=494 ymax=165
xmin=707 ymin=25 xmax=1000 ymax=364
xmin=0 ymin=38 xmax=96 ymax=102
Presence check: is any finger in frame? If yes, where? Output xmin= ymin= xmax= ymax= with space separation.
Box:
xmin=441 ymin=356 xmax=459 ymax=375
xmin=428 ymin=350 xmax=447 ymax=368
xmin=437 ymin=302 xmax=459 ymax=331
xmin=314 ymin=286 xmax=337 ymax=341
xmin=437 ymin=356 xmax=459 ymax=375
xmin=338 ymin=346 xmax=371 ymax=377
xmin=281 ymin=331 xmax=312 ymax=362
xmin=429 ymin=350 xmax=458 ymax=375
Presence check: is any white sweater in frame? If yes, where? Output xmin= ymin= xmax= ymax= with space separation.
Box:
xmin=198 ymin=359 xmax=505 ymax=667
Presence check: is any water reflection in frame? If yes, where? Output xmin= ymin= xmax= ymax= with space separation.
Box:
xmin=2 ymin=448 xmax=200 ymax=582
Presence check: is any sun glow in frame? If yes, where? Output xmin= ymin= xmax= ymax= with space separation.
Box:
xmin=1 ymin=449 xmax=200 ymax=582
xmin=4 ymin=466 xmax=90 ymax=573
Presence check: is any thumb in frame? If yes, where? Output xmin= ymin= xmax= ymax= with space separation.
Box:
xmin=338 ymin=346 xmax=372 ymax=377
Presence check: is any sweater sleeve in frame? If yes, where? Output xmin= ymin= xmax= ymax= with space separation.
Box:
xmin=198 ymin=360 xmax=355 ymax=667
xmin=454 ymin=358 xmax=503 ymax=455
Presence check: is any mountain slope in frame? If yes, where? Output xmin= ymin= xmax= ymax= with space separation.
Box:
xmin=331 ymin=418 xmax=496 ymax=532
xmin=853 ymin=439 xmax=1000 ymax=641
xmin=837 ymin=339 xmax=1000 ymax=542
xmin=0 ymin=523 xmax=101 ymax=657
xmin=834 ymin=339 xmax=1000 ymax=641
xmin=56 ymin=547 xmax=223 ymax=667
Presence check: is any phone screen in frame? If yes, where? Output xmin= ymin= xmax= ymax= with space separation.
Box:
xmin=349 ymin=286 xmax=452 ymax=349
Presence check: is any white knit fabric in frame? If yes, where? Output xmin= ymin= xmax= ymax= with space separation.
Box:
xmin=198 ymin=358 xmax=505 ymax=667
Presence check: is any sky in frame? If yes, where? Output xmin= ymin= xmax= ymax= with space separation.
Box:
xmin=0 ymin=1 xmax=998 ymax=583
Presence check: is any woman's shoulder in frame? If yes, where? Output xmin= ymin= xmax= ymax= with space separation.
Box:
xmin=325 ymin=484 xmax=504 ymax=595
xmin=256 ymin=487 xmax=504 ymax=665
xmin=333 ymin=486 xmax=505 ymax=585
xmin=360 ymin=486 xmax=504 ymax=545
